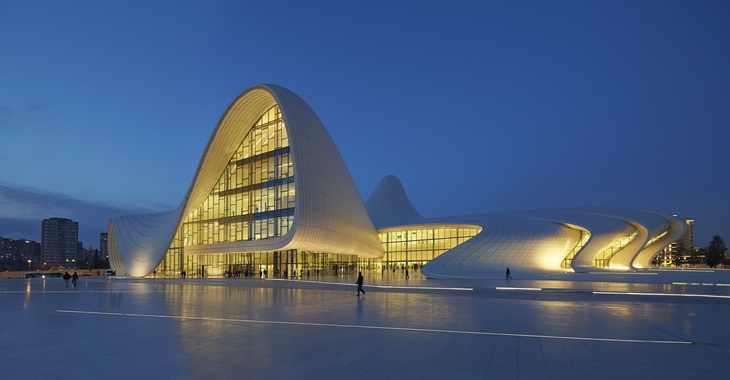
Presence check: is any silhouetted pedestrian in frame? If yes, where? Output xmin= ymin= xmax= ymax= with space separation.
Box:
xmin=405 ymin=269 xmax=410 ymax=279
xmin=356 ymin=272 xmax=366 ymax=296
xmin=62 ymin=272 xmax=70 ymax=287
xmin=72 ymin=272 xmax=79 ymax=288
xmin=506 ymin=267 xmax=512 ymax=280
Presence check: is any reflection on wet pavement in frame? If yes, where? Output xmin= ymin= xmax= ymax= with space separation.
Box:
xmin=2 ymin=273 xmax=729 ymax=379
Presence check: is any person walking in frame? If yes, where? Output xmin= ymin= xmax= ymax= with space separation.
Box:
xmin=356 ymin=272 xmax=366 ymax=296
xmin=71 ymin=272 xmax=79 ymax=288
xmin=506 ymin=267 xmax=512 ymax=280
xmin=62 ymin=272 xmax=71 ymax=287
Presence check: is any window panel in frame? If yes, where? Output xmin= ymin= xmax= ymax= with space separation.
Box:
xmin=171 ymin=104 xmax=295 ymax=249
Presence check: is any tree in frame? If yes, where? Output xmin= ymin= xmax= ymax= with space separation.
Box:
xmin=705 ymin=235 xmax=727 ymax=269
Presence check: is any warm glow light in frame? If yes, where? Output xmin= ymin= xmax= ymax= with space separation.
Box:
xmin=588 ymin=272 xmax=657 ymax=275
xmin=376 ymin=224 xmax=482 ymax=265
xmin=594 ymin=229 xmax=639 ymax=268
xmin=594 ymin=291 xmax=730 ymax=299
xmin=559 ymin=223 xmax=591 ymax=270
xmin=266 ymin=278 xmax=473 ymax=291
xmin=609 ymin=265 xmax=630 ymax=270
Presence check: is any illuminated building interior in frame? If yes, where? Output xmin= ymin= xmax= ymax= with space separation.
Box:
xmin=594 ymin=229 xmax=639 ymax=268
xmin=153 ymin=105 xmax=299 ymax=277
xmin=560 ymin=224 xmax=591 ymax=270
xmin=180 ymin=105 xmax=294 ymax=247
xmin=378 ymin=226 xmax=482 ymax=268
xmin=108 ymin=84 xmax=688 ymax=279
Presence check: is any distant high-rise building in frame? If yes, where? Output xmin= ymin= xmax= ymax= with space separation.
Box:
xmin=16 ymin=239 xmax=41 ymax=263
xmin=0 ymin=237 xmax=16 ymax=263
xmin=41 ymin=217 xmax=79 ymax=268
xmin=657 ymin=217 xmax=694 ymax=266
xmin=676 ymin=218 xmax=694 ymax=251
xmin=0 ymin=236 xmax=41 ymax=268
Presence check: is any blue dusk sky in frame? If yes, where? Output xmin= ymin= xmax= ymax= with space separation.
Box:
xmin=0 ymin=1 xmax=728 ymax=248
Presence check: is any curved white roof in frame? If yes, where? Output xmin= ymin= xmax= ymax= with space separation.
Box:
xmin=110 ymin=85 xmax=382 ymax=277
xmin=365 ymin=174 xmax=423 ymax=228
xmin=109 ymin=86 xmax=685 ymax=279
xmin=366 ymin=175 xmax=686 ymax=278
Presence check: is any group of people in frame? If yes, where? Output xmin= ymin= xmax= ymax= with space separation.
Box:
xmin=62 ymin=272 xmax=79 ymax=288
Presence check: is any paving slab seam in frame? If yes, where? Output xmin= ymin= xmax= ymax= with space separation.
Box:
xmin=593 ymin=291 xmax=730 ymax=299
xmin=56 ymin=309 xmax=694 ymax=345
xmin=493 ymin=287 xmax=730 ymax=299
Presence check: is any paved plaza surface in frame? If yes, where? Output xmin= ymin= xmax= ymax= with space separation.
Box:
xmin=2 ymin=270 xmax=730 ymax=379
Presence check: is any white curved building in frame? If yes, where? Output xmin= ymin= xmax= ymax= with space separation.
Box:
xmin=365 ymin=175 xmax=685 ymax=278
xmin=109 ymin=85 xmax=685 ymax=278
xmin=109 ymin=85 xmax=382 ymax=277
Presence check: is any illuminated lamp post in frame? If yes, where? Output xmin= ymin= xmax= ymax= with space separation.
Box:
xmin=27 ymin=259 xmax=32 ymax=271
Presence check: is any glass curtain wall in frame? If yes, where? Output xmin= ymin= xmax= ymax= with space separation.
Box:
xmin=594 ymin=229 xmax=639 ymax=268
xmin=374 ymin=226 xmax=482 ymax=272
xmin=560 ymin=224 xmax=591 ymax=270
xmin=148 ymin=106 xmax=485 ymax=279
xmin=155 ymin=105 xmax=296 ymax=277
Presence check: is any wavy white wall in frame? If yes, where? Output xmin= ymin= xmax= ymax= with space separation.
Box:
xmin=110 ymin=85 xmax=382 ymax=277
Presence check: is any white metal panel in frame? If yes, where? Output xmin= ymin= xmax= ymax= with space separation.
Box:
xmin=109 ymin=85 xmax=383 ymax=277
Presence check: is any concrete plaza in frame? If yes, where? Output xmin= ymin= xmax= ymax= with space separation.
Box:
xmin=1 ymin=270 xmax=729 ymax=379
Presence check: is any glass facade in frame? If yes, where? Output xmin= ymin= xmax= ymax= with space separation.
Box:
xmin=594 ymin=229 xmax=639 ymax=268
xmin=377 ymin=225 xmax=482 ymax=269
xmin=157 ymin=249 xmax=358 ymax=279
xmin=149 ymin=106 xmax=484 ymax=279
xmin=155 ymin=105 xmax=299 ymax=277
xmin=182 ymin=105 xmax=295 ymax=246
xmin=560 ymin=224 xmax=591 ymax=270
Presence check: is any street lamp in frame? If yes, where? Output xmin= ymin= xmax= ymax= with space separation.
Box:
xmin=27 ymin=259 xmax=32 ymax=272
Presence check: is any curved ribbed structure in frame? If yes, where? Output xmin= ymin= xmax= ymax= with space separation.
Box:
xmin=108 ymin=209 xmax=182 ymax=277
xmin=365 ymin=175 xmax=423 ymax=228
xmin=418 ymin=207 xmax=686 ymax=278
xmin=109 ymin=85 xmax=382 ymax=277
xmin=109 ymin=86 xmax=687 ymax=279
xmin=363 ymin=176 xmax=686 ymax=278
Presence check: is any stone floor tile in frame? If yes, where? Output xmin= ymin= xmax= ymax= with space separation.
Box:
xmin=1 ymin=274 xmax=729 ymax=379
